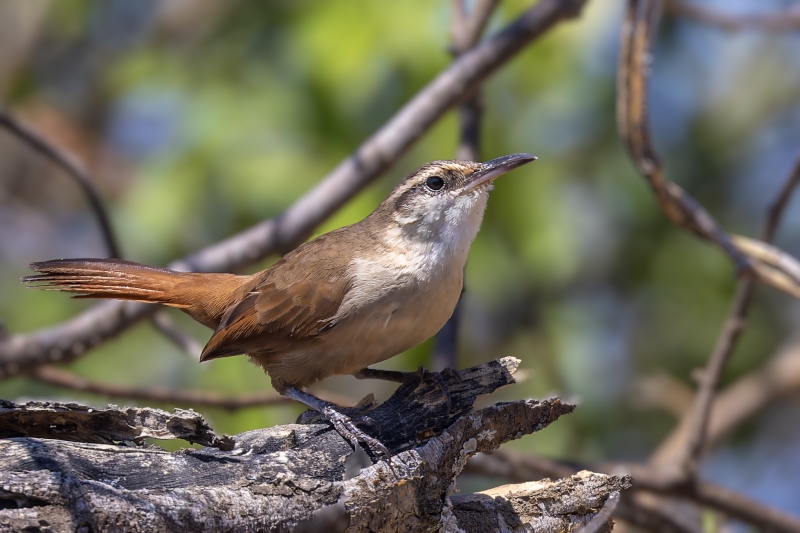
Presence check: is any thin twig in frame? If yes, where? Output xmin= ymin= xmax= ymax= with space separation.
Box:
xmin=0 ymin=110 xmax=120 ymax=258
xmin=763 ymin=156 xmax=800 ymax=243
xmin=678 ymin=156 xmax=800 ymax=474
xmin=150 ymin=312 xmax=204 ymax=360
xmin=0 ymin=0 xmax=590 ymax=379
xmin=0 ymin=109 xmax=207 ymax=362
xmin=645 ymin=337 xmax=800 ymax=462
xmin=678 ymin=282 xmax=753 ymax=474
xmin=617 ymin=0 xmax=752 ymax=275
xmin=434 ymin=0 xmax=500 ymax=371
xmin=667 ymin=0 xmax=800 ymax=32
xmin=451 ymin=0 xmax=501 ymax=54
xmin=28 ymin=365 xmax=355 ymax=410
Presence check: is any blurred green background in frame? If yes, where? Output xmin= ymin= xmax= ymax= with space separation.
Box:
xmin=1 ymin=0 xmax=799 ymax=525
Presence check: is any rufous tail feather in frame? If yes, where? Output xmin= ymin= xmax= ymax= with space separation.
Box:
xmin=23 ymin=258 xmax=248 ymax=329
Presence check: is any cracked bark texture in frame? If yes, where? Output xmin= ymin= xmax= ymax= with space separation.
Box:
xmin=0 ymin=399 xmax=234 ymax=450
xmin=0 ymin=357 xmax=629 ymax=532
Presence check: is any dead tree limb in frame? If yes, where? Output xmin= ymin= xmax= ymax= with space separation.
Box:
xmin=0 ymin=399 xmax=233 ymax=450
xmin=0 ymin=357 xmax=629 ymax=532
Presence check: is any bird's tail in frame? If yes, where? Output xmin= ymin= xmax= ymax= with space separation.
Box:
xmin=23 ymin=258 xmax=247 ymax=328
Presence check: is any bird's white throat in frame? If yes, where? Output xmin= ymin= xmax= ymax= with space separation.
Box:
xmin=387 ymin=188 xmax=489 ymax=277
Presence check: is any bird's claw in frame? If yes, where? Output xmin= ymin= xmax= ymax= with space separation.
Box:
xmin=322 ymin=406 xmax=390 ymax=458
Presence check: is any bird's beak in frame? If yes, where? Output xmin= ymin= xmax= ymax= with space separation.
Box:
xmin=463 ymin=153 xmax=537 ymax=191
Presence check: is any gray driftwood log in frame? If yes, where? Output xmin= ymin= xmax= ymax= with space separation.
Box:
xmin=0 ymin=357 xmax=631 ymax=532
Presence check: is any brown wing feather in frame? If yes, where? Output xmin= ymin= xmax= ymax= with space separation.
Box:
xmin=199 ymin=228 xmax=355 ymax=361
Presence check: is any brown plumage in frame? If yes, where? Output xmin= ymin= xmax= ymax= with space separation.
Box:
xmin=25 ymin=228 xmax=359 ymax=385
xmin=23 ymin=154 xmax=536 ymax=456
xmin=24 ymin=258 xmax=249 ymax=330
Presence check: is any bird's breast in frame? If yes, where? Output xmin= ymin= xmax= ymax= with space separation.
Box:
xmin=341 ymin=234 xmax=465 ymax=313
xmin=323 ymin=239 xmax=465 ymax=369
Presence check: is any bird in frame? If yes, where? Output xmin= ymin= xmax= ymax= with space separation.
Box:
xmin=23 ymin=153 xmax=536 ymax=456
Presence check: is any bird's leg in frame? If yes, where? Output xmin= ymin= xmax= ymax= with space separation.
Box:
xmin=353 ymin=367 xmax=407 ymax=383
xmin=354 ymin=366 xmax=462 ymax=412
xmin=282 ymin=386 xmax=389 ymax=458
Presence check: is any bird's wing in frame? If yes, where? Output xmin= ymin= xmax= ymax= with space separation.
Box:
xmin=199 ymin=230 xmax=354 ymax=361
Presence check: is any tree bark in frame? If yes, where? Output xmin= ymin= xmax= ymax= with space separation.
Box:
xmin=0 ymin=357 xmax=631 ymax=532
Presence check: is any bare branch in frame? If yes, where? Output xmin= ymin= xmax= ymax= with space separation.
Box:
xmin=0 ymin=0 xmax=589 ymax=380
xmin=0 ymin=109 xmax=208 ymax=362
xmin=450 ymin=0 xmax=497 ymax=160
xmin=27 ymin=365 xmax=359 ymax=410
xmin=618 ymin=0 xmax=747 ymax=272
xmin=678 ymin=281 xmax=753 ymax=474
xmin=669 ymin=157 xmax=800 ymax=474
xmin=451 ymin=472 xmax=628 ymax=533
xmin=149 ymin=311 xmax=204 ymax=360
xmin=618 ymin=0 xmax=800 ymax=481
xmin=451 ymin=0 xmax=468 ymax=48
xmin=764 ymin=156 xmax=800 ymax=243
xmin=466 ymin=451 xmax=703 ymax=533
xmin=652 ymin=338 xmax=800 ymax=463
xmin=617 ymin=0 xmax=800 ymax=297
xmin=451 ymin=0 xmax=501 ymax=54
xmin=434 ymin=0 xmax=501 ymax=371
xmin=0 ymin=110 xmax=120 ymax=258
xmin=0 ymin=398 xmax=233 ymax=450
xmin=576 ymin=491 xmax=620 ymax=533
xmin=666 ymin=0 xmax=800 ymax=32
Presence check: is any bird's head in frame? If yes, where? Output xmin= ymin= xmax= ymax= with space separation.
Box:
xmin=374 ymin=153 xmax=536 ymax=249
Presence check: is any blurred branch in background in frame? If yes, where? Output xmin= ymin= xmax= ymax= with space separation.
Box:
xmin=0 ymin=109 xmax=204 ymax=363
xmin=27 ymin=365 xmax=356 ymax=409
xmin=0 ymin=0 xmax=589 ymax=380
xmin=0 ymin=111 xmax=120 ymax=259
xmin=678 ymin=154 xmax=800 ymax=476
xmin=149 ymin=311 xmax=204 ymax=361
xmin=651 ymin=337 xmax=800 ymax=464
xmin=618 ymin=0 xmax=800 ymax=299
xmin=608 ymin=0 xmax=800 ymax=528
xmin=433 ymin=0 xmax=500 ymax=372
xmin=666 ymin=0 xmax=800 ymax=32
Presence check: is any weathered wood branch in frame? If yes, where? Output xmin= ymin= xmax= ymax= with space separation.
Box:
xmin=450 ymin=473 xmax=627 ymax=533
xmin=0 ymin=358 xmax=630 ymax=532
xmin=0 ymin=399 xmax=234 ymax=450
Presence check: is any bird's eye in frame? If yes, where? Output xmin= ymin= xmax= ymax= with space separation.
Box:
xmin=425 ymin=176 xmax=445 ymax=191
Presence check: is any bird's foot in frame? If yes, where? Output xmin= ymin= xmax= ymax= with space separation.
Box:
xmin=322 ymin=406 xmax=389 ymax=457
xmin=283 ymin=386 xmax=389 ymax=458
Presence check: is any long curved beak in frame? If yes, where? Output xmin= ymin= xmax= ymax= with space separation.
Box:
xmin=463 ymin=153 xmax=537 ymax=191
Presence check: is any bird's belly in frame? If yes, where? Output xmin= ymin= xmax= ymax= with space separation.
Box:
xmin=332 ymin=280 xmax=460 ymax=370
xmin=259 ymin=272 xmax=462 ymax=389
